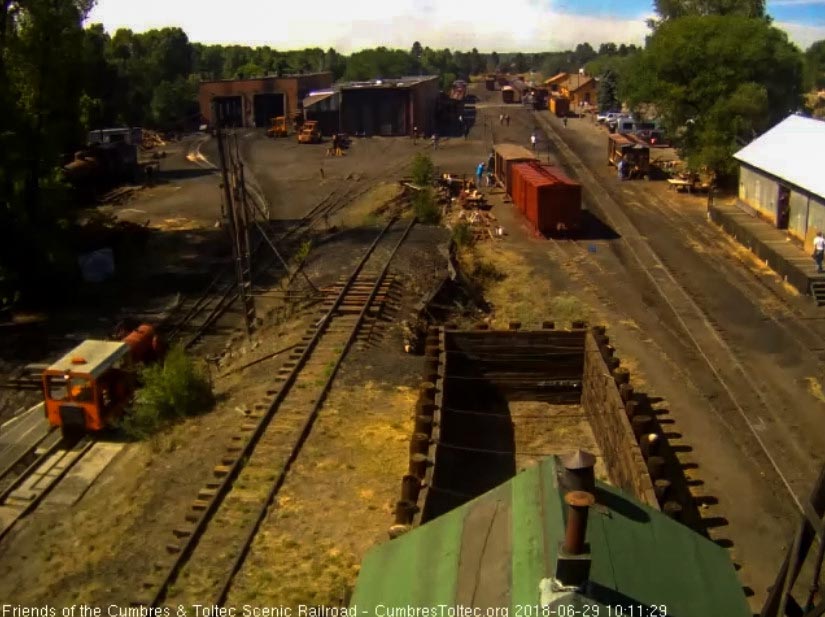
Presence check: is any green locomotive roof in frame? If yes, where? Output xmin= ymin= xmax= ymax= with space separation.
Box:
xmin=351 ymin=456 xmax=750 ymax=616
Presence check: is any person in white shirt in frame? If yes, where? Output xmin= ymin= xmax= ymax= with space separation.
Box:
xmin=814 ymin=231 xmax=825 ymax=273
xmin=530 ymin=132 xmax=537 ymax=150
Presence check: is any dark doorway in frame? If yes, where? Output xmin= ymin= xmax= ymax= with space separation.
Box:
xmin=253 ymin=93 xmax=285 ymax=128
xmin=213 ymin=96 xmax=243 ymax=128
xmin=777 ymin=185 xmax=791 ymax=230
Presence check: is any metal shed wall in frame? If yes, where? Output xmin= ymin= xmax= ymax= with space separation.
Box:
xmin=806 ymin=196 xmax=825 ymax=251
xmin=739 ymin=164 xmax=778 ymax=223
xmin=341 ymin=88 xmax=408 ymax=136
xmin=788 ymin=189 xmax=809 ymax=241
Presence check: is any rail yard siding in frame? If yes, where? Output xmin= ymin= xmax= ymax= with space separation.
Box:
xmin=581 ymin=332 xmax=658 ymax=509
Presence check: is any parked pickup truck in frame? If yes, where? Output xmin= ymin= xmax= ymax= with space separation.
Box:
xmin=597 ymin=111 xmax=624 ymax=123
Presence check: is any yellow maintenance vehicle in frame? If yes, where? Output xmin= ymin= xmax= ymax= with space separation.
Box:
xmin=266 ymin=116 xmax=289 ymax=138
xmin=297 ymin=120 xmax=322 ymax=144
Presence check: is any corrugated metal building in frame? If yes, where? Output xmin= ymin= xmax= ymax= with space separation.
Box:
xmin=351 ymin=456 xmax=751 ymax=615
xmin=198 ymin=72 xmax=333 ymax=128
xmin=734 ymin=115 xmax=825 ymax=251
xmin=339 ymin=75 xmax=439 ymax=137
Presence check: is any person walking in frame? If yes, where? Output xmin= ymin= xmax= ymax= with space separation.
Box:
xmin=431 ymin=133 xmax=438 ymax=150
xmin=412 ymin=126 xmax=419 ymax=144
xmin=505 ymin=114 xmax=510 ymax=127
xmin=814 ymin=231 xmax=825 ymax=273
xmin=530 ymin=131 xmax=537 ymax=151
xmin=476 ymin=162 xmax=485 ymax=186
xmin=562 ymin=116 xmax=568 ymax=128
xmin=617 ymin=157 xmax=625 ymax=181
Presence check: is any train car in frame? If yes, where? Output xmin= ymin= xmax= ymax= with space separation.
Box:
xmin=42 ymin=324 xmax=164 ymax=439
xmin=493 ymin=143 xmax=537 ymax=195
xmin=608 ymin=134 xmax=650 ymax=179
xmin=549 ymin=96 xmax=570 ymax=118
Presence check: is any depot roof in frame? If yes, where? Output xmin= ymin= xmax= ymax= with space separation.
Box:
xmin=734 ymin=114 xmax=825 ymax=199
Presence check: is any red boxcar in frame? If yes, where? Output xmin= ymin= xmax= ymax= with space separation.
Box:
xmin=511 ymin=163 xmax=525 ymax=213
xmin=509 ymin=162 xmax=582 ymax=235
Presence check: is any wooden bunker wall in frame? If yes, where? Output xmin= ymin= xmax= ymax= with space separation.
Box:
xmin=581 ymin=330 xmax=658 ymax=508
xmin=391 ymin=324 xmax=691 ymax=538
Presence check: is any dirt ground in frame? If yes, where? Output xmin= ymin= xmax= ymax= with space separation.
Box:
xmin=1 ymin=80 xmax=818 ymax=612
xmin=462 ymin=83 xmax=823 ymax=609
xmin=0 ymin=130 xmax=451 ymax=606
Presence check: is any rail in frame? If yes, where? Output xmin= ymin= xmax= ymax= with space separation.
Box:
xmin=0 ymin=436 xmax=93 ymax=542
xmin=136 ymin=215 xmax=415 ymax=607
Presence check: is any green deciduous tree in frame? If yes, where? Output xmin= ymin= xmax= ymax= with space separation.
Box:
xmin=624 ymin=15 xmax=803 ymax=178
xmin=805 ymin=40 xmax=825 ymax=90
xmin=411 ymin=41 xmax=423 ymax=60
xmin=650 ymin=0 xmax=765 ymax=27
xmin=344 ymin=47 xmax=417 ymax=81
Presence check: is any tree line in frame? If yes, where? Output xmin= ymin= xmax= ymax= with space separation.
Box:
xmin=0 ymin=0 xmax=823 ymax=310
xmin=587 ymin=0 xmax=824 ymax=179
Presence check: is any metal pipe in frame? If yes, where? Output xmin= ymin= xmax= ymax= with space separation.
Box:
xmin=564 ymin=490 xmax=595 ymax=555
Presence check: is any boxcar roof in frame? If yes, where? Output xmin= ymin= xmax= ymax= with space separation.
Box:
xmin=47 ymin=340 xmax=130 ymax=380
xmin=494 ymin=143 xmax=536 ymax=161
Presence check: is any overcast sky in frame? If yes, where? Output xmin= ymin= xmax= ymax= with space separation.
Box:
xmin=86 ymin=0 xmax=825 ymax=51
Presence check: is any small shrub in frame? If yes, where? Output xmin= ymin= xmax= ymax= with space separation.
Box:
xmin=452 ymin=222 xmax=475 ymax=248
xmin=293 ymin=240 xmax=312 ymax=265
xmin=413 ymin=188 xmax=441 ymax=224
xmin=471 ymin=259 xmax=506 ymax=284
xmin=411 ymin=153 xmax=435 ymax=187
xmin=118 ymin=345 xmax=214 ymax=439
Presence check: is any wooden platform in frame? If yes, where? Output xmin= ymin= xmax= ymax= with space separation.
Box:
xmin=709 ymin=201 xmax=825 ymax=296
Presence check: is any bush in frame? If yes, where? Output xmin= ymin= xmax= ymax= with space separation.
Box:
xmin=118 ymin=345 xmax=214 ymax=439
xmin=411 ymin=153 xmax=435 ymax=187
xmin=452 ymin=222 xmax=475 ymax=248
xmin=413 ymin=188 xmax=441 ymax=224
xmin=293 ymin=240 xmax=312 ymax=265
xmin=471 ymin=258 xmax=506 ymax=284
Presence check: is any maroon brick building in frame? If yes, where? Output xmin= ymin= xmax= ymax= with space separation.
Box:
xmin=198 ymin=72 xmax=333 ymax=128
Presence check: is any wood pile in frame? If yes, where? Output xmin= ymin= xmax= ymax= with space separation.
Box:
xmin=141 ymin=130 xmax=166 ymax=150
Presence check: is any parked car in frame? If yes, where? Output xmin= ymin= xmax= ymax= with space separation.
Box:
xmin=597 ymin=111 xmax=622 ymax=123
xmin=607 ymin=115 xmax=634 ymax=132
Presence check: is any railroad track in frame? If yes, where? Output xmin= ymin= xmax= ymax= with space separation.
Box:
xmin=166 ymin=136 xmax=412 ymax=350
xmin=619 ymin=183 xmax=825 ymax=352
xmin=134 ymin=215 xmax=416 ymax=607
xmin=0 ymin=435 xmax=93 ymax=542
xmin=535 ymin=110 xmax=818 ymax=515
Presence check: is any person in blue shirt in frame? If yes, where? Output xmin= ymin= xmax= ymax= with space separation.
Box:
xmin=476 ymin=162 xmax=485 ymax=186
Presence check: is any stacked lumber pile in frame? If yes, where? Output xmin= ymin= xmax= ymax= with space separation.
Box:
xmin=141 ymin=130 xmax=166 ymax=150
